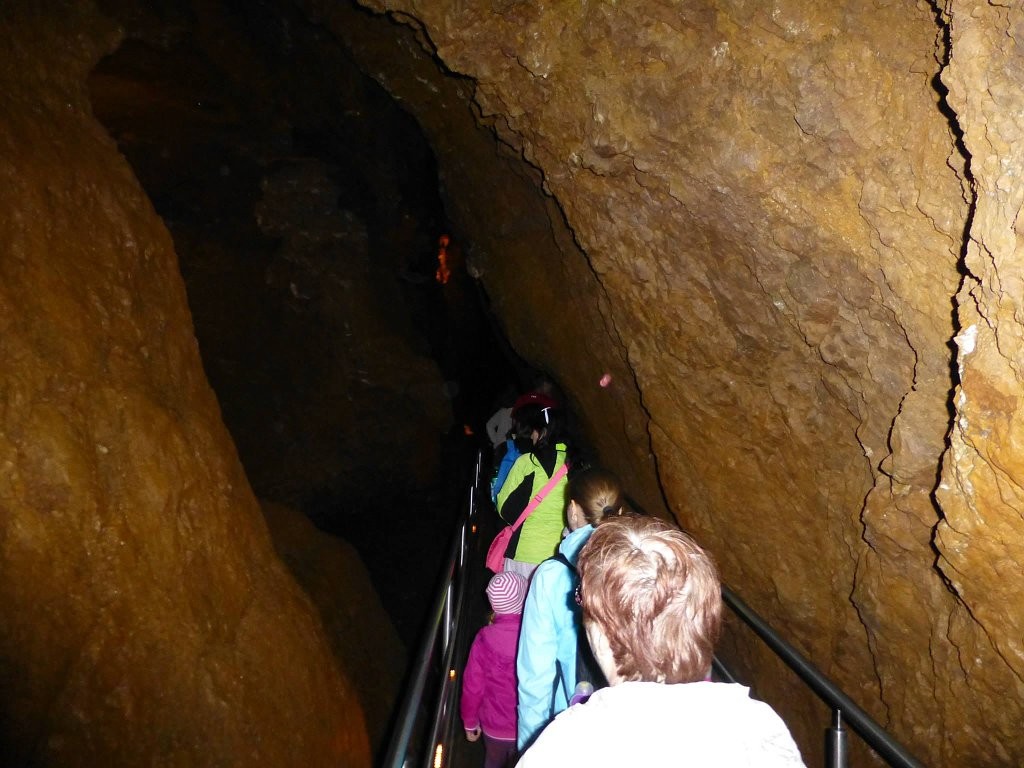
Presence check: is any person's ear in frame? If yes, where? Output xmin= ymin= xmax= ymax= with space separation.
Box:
xmin=585 ymin=620 xmax=621 ymax=685
xmin=567 ymin=500 xmax=583 ymax=529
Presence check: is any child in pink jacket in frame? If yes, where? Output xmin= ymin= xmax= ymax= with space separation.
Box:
xmin=461 ymin=571 xmax=527 ymax=768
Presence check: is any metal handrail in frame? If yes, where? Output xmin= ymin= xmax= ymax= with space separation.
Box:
xmin=381 ymin=451 xmax=482 ymax=768
xmin=721 ymin=586 xmax=924 ymax=768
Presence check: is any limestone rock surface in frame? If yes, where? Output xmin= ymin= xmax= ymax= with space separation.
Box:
xmin=8 ymin=0 xmax=1024 ymax=765
xmin=87 ymin=0 xmax=454 ymax=521
xmin=936 ymin=3 xmax=1024 ymax=764
xmin=84 ymin=0 xmax=481 ymax=648
xmin=303 ymin=0 xmax=670 ymax=516
xmin=0 ymin=4 xmax=370 ymax=765
xmin=347 ymin=2 xmax=1019 ymax=765
xmin=260 ymin=501 xmax=405 ymax=753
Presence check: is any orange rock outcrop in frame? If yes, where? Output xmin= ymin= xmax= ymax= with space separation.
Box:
xmin=0 ymin=4 xmax=370 ymax=765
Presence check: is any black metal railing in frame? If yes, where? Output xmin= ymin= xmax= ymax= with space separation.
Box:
xmin=381 ymin=452 xmax=483 ymax=768
xmin=720 ymin=587 xmax=924 ymax=768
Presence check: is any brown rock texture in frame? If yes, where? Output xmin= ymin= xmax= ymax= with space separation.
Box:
xmin=260 ymin=501 xmax=405 ymax=754
xmin=87 ymin=0 xmax=455 ymax=519
xmin=7 ymin=0 xmax=1024 ymax=765
xmin=0 ymin=3 xmax=370 ymax=766
xmin=936 ymin=2 xmax=1024 ymax=765
xmin=342 ymin=2 xmax=1015 ymax=765
xmin=301 ymin=0 xmax=670 ymax=517
xmin=85 ymin=0 xmax=465 ymax=644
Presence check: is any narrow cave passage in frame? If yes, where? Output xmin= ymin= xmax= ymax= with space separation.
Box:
xmin=87 ymin=0 xmax=521 ymax=643
xmin=10 ymin=0 xmax=1023 ymax=764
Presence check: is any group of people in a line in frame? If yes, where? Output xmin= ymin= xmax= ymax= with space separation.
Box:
xmin=462 ymin=387 xmax=806 ymax=767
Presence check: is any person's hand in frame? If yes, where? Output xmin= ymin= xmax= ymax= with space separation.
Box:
xmin=465 ymin=727 xmax=481 ymax=742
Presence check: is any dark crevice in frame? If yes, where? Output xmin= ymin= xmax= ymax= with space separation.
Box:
xmin=925 ymin=1 xmax=977 ymax=590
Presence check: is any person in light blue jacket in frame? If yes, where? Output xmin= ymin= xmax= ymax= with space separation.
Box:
xmin=516 ymin=468 xmax=627 ymax=751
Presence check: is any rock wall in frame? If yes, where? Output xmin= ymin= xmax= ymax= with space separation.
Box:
xmin=260 ymin=501 xmax=405 ymax=755
xmin=345 ymin=1 xmax=1020 ymax=765
xmin=7 ymin=0 xmax=1024 ymax=764
xmin=0 ymin=3 xmax=370 ymax=765
xmin=936 ymin=2 xmax=1024 ymax=765
xmin=87 ymin=0 xmax=454 ymax=522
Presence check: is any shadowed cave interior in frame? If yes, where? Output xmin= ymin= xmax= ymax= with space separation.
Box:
xmin=88 ymin=0 xmax=518 ymax=645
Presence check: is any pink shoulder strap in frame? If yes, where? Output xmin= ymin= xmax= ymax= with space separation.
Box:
xmin=509 ymin=462 xmax=569 ymax=532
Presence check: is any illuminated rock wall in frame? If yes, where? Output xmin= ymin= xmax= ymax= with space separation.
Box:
xmin=6 ymin=0 xmax=1024 ymax=765
xmin=0 ymin=4 xmax=370 ymax=766
xmin=344 ymin=2 xmax=1021 ymax=765
xmin=935 ymin=3 xmax=1024 ymax=765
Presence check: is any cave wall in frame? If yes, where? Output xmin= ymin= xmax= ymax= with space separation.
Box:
xmin=936 ymin=2 xmax=1024 ymax=762
xmin=0 ymin=4 xmax=371 ymax=765
xmin=338 ymin=2 xmax=1019 ymax=765
xmin=5 ymin=0 xmax=1023 ymax=765
xmin=85 ymin=0 xmax=466 ymax=647
xmin=260 ymin=501 xmax=405 ymax=754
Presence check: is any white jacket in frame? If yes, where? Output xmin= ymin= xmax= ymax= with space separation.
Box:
xmin=516 ymin=680 xmax=805 ymax=767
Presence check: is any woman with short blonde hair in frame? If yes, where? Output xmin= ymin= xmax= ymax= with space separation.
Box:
xmin=577 ymin=515 xmax=721 ymax=685
xmin=518 ymin=516 xmax=805 ymax=768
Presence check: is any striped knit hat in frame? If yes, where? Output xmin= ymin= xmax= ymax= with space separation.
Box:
xmin=486 ymin=571 xmax=528 ymax=615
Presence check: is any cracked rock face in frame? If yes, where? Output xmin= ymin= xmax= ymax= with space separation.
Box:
xmin=350 ymin=1 xmax=1019 ymax=764
xmin=936 ymin=2 xmax=1024 ymax=764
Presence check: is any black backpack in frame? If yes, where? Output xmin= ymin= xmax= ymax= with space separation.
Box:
xmin=552 ymin=552 xmax=608 ymax=690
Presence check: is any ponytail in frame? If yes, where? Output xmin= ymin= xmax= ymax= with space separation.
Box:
xmin=567 ymin=468 xmax=625 ymax=527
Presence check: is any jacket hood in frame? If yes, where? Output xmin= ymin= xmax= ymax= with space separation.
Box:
xmin=558 ymin=523 xmax=595 ymax=566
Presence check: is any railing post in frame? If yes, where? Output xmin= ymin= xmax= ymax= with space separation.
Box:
xmin=826 ymin=709 xmax=848 ymax=768
xmin=459 ymin=521 xmax=466 ymax=568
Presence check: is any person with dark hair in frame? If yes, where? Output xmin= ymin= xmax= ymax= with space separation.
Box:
xmin=495 ymin=398 xmax=571 ymax=578
xmin=516 ymin=468 xmax=625 ymax=752
xmin=517 ymin=516 xmax=805 ymax=767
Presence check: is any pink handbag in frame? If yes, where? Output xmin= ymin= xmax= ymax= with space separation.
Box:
xmin=486 ymin=463 xmax=569 ymax=573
